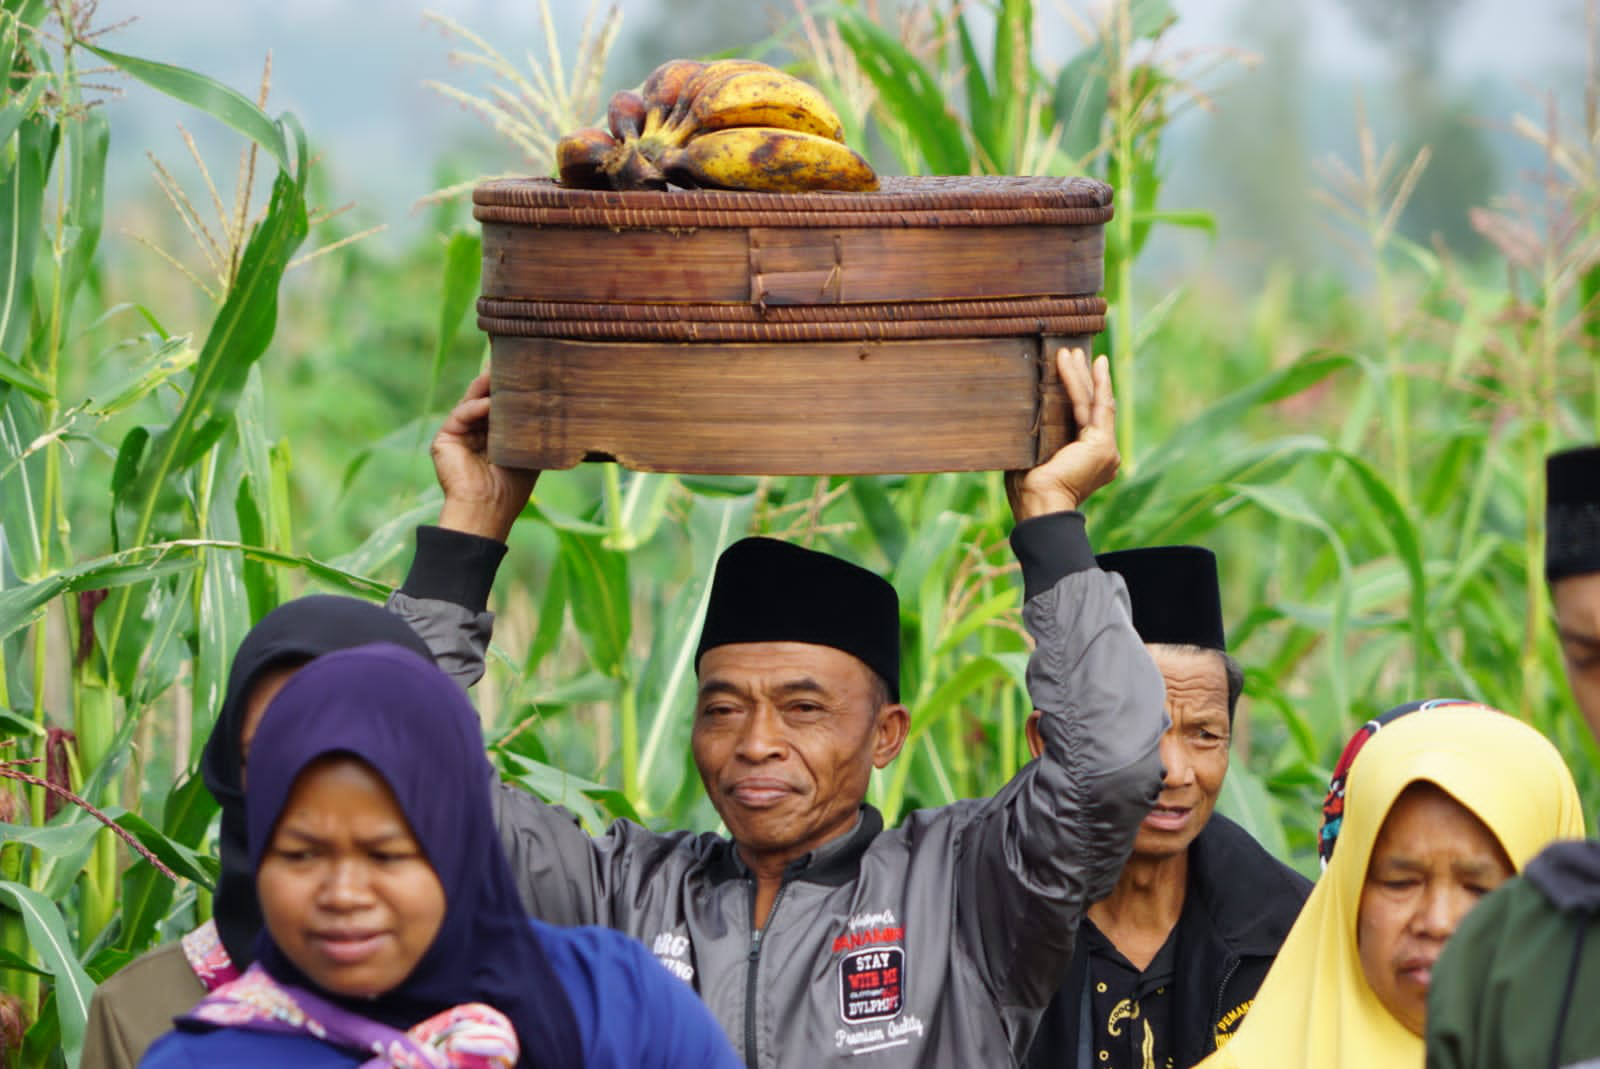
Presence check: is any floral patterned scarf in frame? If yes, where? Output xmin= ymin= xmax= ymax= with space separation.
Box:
xmin=181 ymin=919 xmax=241 ymax=992
xmin=180 ymin=963 xmax=519 ymax=1069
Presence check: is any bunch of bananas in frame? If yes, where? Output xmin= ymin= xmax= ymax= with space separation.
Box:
xmin=556 ymin=58 xmax=878 ymax=194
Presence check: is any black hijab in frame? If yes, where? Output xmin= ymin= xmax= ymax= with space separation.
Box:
xmin=246 ymin=643 xmax=582 ymax=1067
xmin=199 ymin=595 xmax=432 ymax=968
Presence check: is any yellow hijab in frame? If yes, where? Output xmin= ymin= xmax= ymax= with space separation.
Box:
xmin=1194 ymin=703 xmax=1585 ymax=1069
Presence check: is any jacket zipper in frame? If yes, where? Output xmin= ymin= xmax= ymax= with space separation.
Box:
xmin=1210 ymin=957 xmax=1241 ymax=1050
xmin=745 ymin=878 xmax=791 ymax=1068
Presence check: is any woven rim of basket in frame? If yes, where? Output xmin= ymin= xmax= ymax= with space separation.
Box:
xmin=473 ymin=175 xmax=1114 ymax=228
xmin=478 ymin=313 xmax=1107 ymax=342
xmin=477 ymin=295 xmax=1107 ymax=324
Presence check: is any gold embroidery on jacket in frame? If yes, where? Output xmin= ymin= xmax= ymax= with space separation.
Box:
xmin=1214 ymin=999 xmax=1254 ymax=1049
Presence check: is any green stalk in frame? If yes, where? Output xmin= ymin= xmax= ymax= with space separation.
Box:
xmin=1520 ymin=252 xmax=1561 ymax=721
xmin=1111 ymin=0 xmax=1137 ymax=464
xmin=942 ymin=655 xmax=970 ymax=798
xmin=74 ymin=679 xmax=117 ymax=949
xmin=603 ymin=464 xmax=628 ymax=550
xmin=997 ymin=684 xmax=1018 ymax=780
xmin=0 ymin=646 xmax=34 ymax=1003
xmin=618 ymin=674 xmax=640 ymax=811
xmin=1370 ymin=242 xmax=1411 ymax=512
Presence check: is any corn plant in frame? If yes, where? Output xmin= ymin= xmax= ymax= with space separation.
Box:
xmin=0 ymin=2 xmax=345 ymax=1061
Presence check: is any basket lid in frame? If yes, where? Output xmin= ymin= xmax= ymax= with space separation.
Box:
xmin=474 ymin=175 xmax=1113 ymax=229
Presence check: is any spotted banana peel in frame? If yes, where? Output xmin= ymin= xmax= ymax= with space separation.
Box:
xmin=555 ymin=58 xmax=877 ymax=193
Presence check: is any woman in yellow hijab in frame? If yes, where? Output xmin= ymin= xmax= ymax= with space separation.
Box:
xmin=1194 ymin=699 xmax=1584 ymax=1069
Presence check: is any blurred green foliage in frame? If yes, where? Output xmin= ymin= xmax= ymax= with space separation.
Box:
xmin=1 ymin=0 xmax=1598 ymax=1065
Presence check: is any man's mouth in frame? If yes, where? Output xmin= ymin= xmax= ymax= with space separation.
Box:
xmin=727 ymin=778 xmax=795 ymax=808
xmin=1142 ymin=804 xmax=1192 ymax=832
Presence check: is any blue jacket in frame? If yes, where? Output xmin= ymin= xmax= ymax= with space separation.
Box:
xmin=138 ymin=920 xmax=742 ymax=1069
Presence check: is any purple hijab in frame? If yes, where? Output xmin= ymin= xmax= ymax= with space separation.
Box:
xmin=200 ymin=595 xmax=435 ymax=968
xmin=244 ymin=643 xmax=582 ymax=1068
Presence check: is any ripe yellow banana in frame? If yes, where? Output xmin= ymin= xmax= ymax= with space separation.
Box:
xmin=661 ymin=127 xmax=878 ymax=193
xmin=607 ymin=90 xmax=648 ymax=141
xmin=665 ymin=59 xmax=775 ymax=132
xmin=556 ymin=127 xmax=619 ymax=189
xmin=639 ymin=58 xmax=705 ymax=136
xmin=686 ymin=69 xmax=845 ymax=142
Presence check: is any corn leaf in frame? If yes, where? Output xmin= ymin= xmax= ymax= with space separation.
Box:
xmin=832 ymin=10 xmax=970 ymax=175
xmin=0 ymin=880 xmax=93 ymax=1063
xmin=83 ymin=43 xmax=291 ymax=172
xmin=425 ymin=230 xmax=482 ymax=418
xmin=555 ymin=529 xmax=631 ymax=678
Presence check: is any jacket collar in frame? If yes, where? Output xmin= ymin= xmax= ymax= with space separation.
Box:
xmin=707 ymin=805 xmax=885 ymax=887
xmin=1184 ymin=814 xmax=1310 ymax=957
xmin=1527 ymin=839 xmax=1600 ymax=912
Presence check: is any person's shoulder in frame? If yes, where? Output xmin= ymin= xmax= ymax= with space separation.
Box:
xmin=1198 ymin=813 xmax=1312 ymax=895
xmin=529 ymin=919 xmax=659 ymax=979
xmin=1525 ymin=838 xmax=1600 ymax=912
xmin=91 ymin=940 xmax=209 ymax=1054
xmin=526 ymin=921 xmax=738 ymax=1066
xmin=140 ymin=1028 xmax=355 ymax=1068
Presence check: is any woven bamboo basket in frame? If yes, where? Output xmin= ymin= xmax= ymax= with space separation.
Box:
xmin=476 ymin=175 xmax=1111 ymax=475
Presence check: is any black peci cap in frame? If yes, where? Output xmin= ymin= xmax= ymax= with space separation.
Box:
xmin=1548 ymin=446 xmax=1600 ymax=581
xmin=1095 ymin=545 xmax=1226 ymax=651
xmin=695 ymin=537 xmax=901 ymax=701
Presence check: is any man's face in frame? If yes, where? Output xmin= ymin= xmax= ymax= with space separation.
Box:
xmin=1133 ymin=645 xmax=1230 ymax=860
xmin=692 ymin=642 xmax=907 ymax=872
xmin=1553 ymin=571 xmax=1600 ymax=742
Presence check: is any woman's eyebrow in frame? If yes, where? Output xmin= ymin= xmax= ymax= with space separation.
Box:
xmin=272 ymin=826 xmax=413 ymax=848
xmin=1451 ymin=858 xmax=1505 ymax=878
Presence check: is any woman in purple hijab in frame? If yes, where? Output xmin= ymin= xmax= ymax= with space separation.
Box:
xmin=139 ymin=643 xmax=740 ymax=1069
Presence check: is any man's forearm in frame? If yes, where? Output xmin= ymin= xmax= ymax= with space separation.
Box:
xmin=384 ymin=525 xmax=507 ymax=688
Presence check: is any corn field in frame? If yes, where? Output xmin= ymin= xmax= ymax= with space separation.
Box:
xmin=1 ymin=0 xmax=1597 ymax=1064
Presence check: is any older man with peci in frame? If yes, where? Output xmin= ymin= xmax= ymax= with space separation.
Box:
xmin=384 ymin=348 xmax=1168 ymax=1068
xmin=1021 ymin=545 xmax=1311 ymax=1069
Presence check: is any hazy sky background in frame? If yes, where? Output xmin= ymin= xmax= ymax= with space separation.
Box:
xmin=85 ymin=0 xmax=1587 ymax=275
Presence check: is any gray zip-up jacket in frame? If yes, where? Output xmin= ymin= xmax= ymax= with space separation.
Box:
xmin=388 ymin=512 xmax=1166 ymax=1068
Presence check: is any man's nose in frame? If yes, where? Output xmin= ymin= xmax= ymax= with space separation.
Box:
xmin=734 ymin=703 xmax=788 ymax=761
xmin=1158 ymin=730 xmax=1193 ymax=788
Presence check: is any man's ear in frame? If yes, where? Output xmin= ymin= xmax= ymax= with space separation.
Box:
xmin=1024 ymin=710 xmax=1044 ymax=760
xmin=872 ymin=704 xmax=911 ymax=768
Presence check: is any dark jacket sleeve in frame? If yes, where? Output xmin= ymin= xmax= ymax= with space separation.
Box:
xmin=955 ymin=511 xmax=1167 ymax=1011
xmin=383 ymin=525 xmax=505 ymax=688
